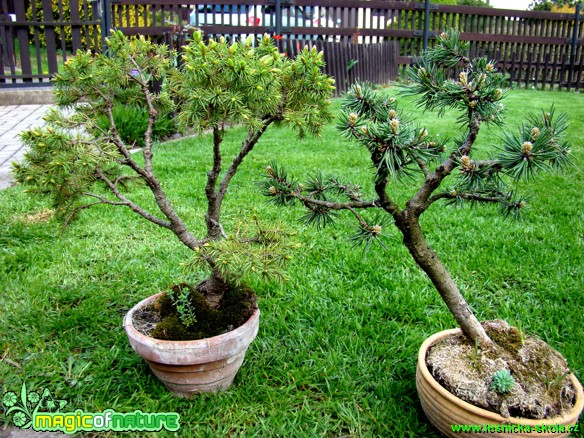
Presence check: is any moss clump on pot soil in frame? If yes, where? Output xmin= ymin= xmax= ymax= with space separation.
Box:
xmin=426 ymin=320 xmax=578 ymax=420
xmin=136 ymin=283 xmax=257 ymax=341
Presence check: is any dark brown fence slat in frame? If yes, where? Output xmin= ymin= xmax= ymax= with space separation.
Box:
xmin=14 ymin=0 xmax=32 ymax=83
xmin=1 ymin=0 xmax=100 ymax=85
xmin=42 ymin=0 xmax=59 ymax=76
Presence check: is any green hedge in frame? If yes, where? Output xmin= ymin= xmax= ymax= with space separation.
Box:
xmin=26 ymin=0 xmax=146 ymax=51
xmin=96 ymin=105 xmax=177 ymax=148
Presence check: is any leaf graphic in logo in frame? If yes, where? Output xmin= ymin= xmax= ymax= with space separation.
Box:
xmin=40 ymin=388 xmax=67 ymax=412
xmin=27 ymin=391 xmax=40 ymax=409
xmin=13 ymin=411 xmax=28 ymax=427
xmin=3 ymin=384 xmax=33 ymax=429
xmin=2 ymin=391 xmax=17 ymax=407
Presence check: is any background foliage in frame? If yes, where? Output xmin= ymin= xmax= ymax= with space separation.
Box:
xmin=25 ymin=0 xmax=147 ymax=50
xmin=95 ymin=105 xmax=177 ymax=148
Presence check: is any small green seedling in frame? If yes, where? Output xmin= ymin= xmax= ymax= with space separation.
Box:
xmin=467 ymin=337 xmax=483 ymax=373
xmin=490 ymin=369 xmax=515 ymax=394
xmin=169 ymin=286 xmax=197 ymax=328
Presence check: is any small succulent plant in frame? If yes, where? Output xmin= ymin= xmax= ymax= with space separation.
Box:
xmin=490 ymin=369 xmax=515 ymax=394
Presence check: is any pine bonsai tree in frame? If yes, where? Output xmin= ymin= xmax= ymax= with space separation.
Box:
xmin=262 ymin=30 xmax=573 ymax=347
xmin=13 ymin=31 xmax=333 ymax=314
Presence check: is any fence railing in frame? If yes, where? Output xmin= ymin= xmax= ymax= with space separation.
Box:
xmin=1 ymin=0 xmax=582 ymax=91
xmin=107 ymin=0 xmax=583 ymax=91
xmin=0 ymin=0 xmax=101 ymax=86
xmin=275 ymin=38 xmax=398 ymax=95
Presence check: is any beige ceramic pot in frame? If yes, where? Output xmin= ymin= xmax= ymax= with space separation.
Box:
xmin=417 ymin=328 xmax=584 ymax=437
xmin=124 ymin=292 xmax=260 ymax=397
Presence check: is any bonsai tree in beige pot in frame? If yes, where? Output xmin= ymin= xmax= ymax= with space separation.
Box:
xmin=12 ymin=30 xmax=333 ymax=396
xmin=262 ymin=30 xmax=583 ymax=435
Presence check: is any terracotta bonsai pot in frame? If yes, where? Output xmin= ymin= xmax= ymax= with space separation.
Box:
xmin=416 ymin=329 xmax=584 ymax=437
xmin=123 ymin=292 xmax=260 ymax=397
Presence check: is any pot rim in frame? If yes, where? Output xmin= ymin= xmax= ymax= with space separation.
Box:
xmin=123 ymin=292 xmax=260 ymax=351
xmin=417 ymin=328 xmax=584 ymax=426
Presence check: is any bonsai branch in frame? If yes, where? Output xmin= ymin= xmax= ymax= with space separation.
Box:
xmin=205 ymin=127 xmax=224 ymax=240
xmin=94 ymin=169 xmax=172 ymax=229
xmin=217 ymin=117 xmax=276 ymax=202
xmin=374 ymin=180 xmax=401 ymax=216
xmin=428 ymin=192 xmax=508 ymax=205
xmin=296 ymin=195 xmax=378 ymax=211
xmin=129 ymin=57 xmax=157 ymax=174
xmin=409 ymin=111 xmax=482 ymax=214
xmin=412 ymin=154 xmax=430 ymax=176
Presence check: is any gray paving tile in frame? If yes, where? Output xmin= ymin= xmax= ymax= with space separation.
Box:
xmin=0 ymin=104 xmax=53 ymax=189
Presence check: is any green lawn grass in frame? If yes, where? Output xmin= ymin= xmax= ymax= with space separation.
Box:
xmin=1 ymin=88 xmax=582 ymax=437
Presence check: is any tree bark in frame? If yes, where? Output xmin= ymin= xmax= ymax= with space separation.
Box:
xmin=395 ymin=210 xmax=493 ymax=347
xmin=196 ymin=270 xmax=227 ymax=310
xmin=205 ymin=127 xmax=224 ymax=241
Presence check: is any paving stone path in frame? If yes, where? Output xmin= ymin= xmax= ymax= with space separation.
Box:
xmin=0 ymin=104 xmax=53 ymax=190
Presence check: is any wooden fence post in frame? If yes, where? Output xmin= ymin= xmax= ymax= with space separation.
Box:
xmin=422 ymin=0 xmax=430 ymax=52
xmin=41 ymin=0 xmax=58 ymax=75
xmin=13 ymin=0 xmax=32 ymax=82
xmin=100 ymin=0 xmax=111 ymax=53
xmin=568 ymin=2 xmax=581 ymax=89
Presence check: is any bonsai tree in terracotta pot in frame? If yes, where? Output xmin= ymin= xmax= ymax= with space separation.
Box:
xmin=12 ymin=30 xmax=333 ymax=396
xmin=262 ymin=30 xmax=583 ymax=434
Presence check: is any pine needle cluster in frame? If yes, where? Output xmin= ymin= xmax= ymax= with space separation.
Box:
xmin=261 ymin=29 xmax=574 ymax=345
xmin=12 ymin=30 xmax=334 ymax=306
xmin=263 ymin=29 xmax=573 ymax=239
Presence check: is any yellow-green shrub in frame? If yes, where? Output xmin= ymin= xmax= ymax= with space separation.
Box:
xmin=26 ymin=0 xmax=147 ymax=50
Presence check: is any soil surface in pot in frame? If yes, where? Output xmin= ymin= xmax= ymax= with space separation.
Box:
xmin=426 ymin=320 xmax=577 ymax=420
xmin=132 ymin=282 xmax=257 ymax=341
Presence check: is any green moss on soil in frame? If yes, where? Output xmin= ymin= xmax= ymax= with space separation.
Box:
xmin=150 ymin=282 xmax=257 ymax=341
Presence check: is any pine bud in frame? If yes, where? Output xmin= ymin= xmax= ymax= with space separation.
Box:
xmin=390 ymin=119 xmax=399 ymax=135
xmin=478 ymin=73 xmax=486 ymax=87
xmin=389 ymin=109 xmax=397 ymax=119
xmin=519 ymin=201 xmax=526 ymax=209
xmin=460 ymin=155 xmax=475 ymax=172
xmin=266 ymin=165 xmax=274 ymax=177
xmin=531 ymin=127 xmax=540 ymax=141
xmin=419 ymin=128 xmax=428 ymax=139
xmin=486 ymin=62 xmax=494 ymax=72
xmin=371 ymin=225 xmax=382 ymax=235
xmin=459 ymin=72 xmax=468 ymax=86
xmin=521 ymin=141 xmax=533 ymax=156
xmin=268 ymin=186 xmax=277 ymax=195
xmin=450 ymin=189 xmax=457 ymax=197
xmin=348 ymin=112 xmax=359 ymax=127
xmin=389 ymin=97 xmax=396 ymax=104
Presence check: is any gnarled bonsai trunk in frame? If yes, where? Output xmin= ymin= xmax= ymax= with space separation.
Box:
xmin=395 ymin=211 xmax=493 ymax=347
xmin=197 ymin=271 xmax=227 ymax=310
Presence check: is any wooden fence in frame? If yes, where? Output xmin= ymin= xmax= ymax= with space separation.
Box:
xmin=108 ymin=0 xmax=583 ymax=91
xmin=1 ymin=0 xmax=582 ymax=91
xmin=0 ymin=0 xmax=101 ymax=86
xmin=274 ymin=39 xmax=398 ymax=95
